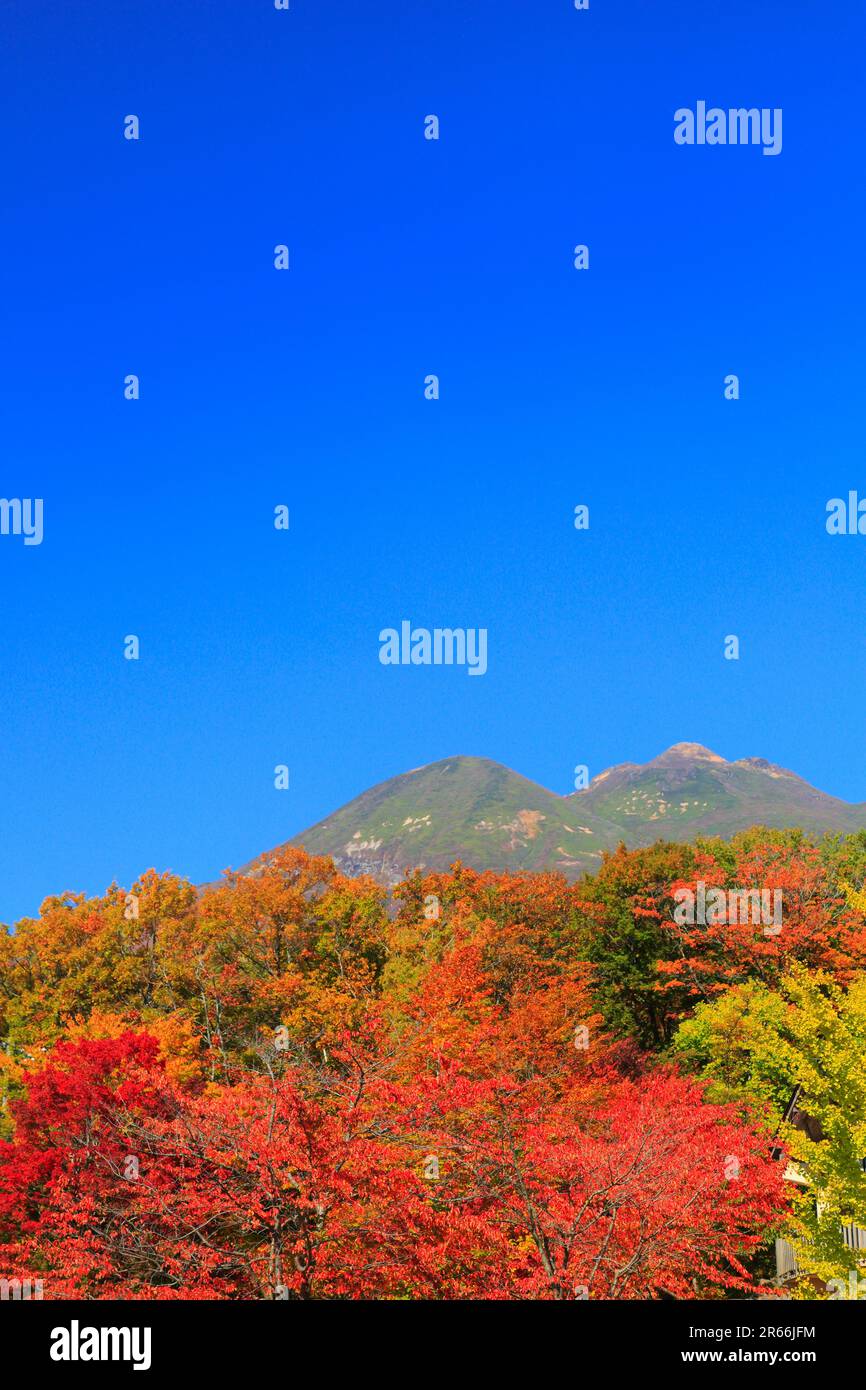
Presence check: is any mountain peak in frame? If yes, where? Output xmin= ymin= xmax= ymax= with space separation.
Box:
xmin=653 ymin=743 xmax=727 ymax=763
xmin=733 ymin=756 xmax=797 ymax=780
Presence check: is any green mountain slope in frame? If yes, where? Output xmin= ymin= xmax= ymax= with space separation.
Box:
xmin=276 ymin=756 xmax=617 ymax=880
xmin=576 ymin=743 xmax=866 ymax=843
xmin=245 ymin=744 xmax=866 ymax=885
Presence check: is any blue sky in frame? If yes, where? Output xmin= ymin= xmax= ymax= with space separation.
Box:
xmin=1 ymin=0 xmax=865 ymax=924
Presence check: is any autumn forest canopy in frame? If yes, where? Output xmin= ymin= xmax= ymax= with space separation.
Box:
xmin=2 ymin=826 xmax=866 ymax=1300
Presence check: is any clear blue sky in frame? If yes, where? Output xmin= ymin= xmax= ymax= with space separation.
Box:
xmin=2 ymin=0 xmax=865 ymax=924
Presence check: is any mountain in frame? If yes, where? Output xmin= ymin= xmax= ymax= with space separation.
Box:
xmin=575 ymin=742 xmax=866 ymax=843
xmin=245 ymin=744 xmax=866 ymax=885
xmin=267 ymin=757 xmax=615 ymax=881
